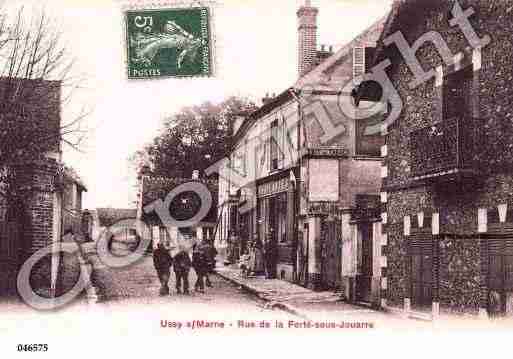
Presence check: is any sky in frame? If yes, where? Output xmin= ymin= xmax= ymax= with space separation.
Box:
xmin=3 ymin=0 xmax=392 ymax=210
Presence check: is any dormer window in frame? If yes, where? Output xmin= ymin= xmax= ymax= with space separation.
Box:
xmin=352 ymin=46 xmax=376 ymax=84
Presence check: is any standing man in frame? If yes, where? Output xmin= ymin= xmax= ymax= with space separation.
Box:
xmin=200 ymin=238 xmax=217 ymax=287
xmin=173 ymin=248 xmax=192 ymax=295
xmin=153 ymin=242 xmax=173 ymax=296
xmin=264 ymin=235 xmax=277 ymax=279
xmin=192 ymin=243 xmax=207 ymax=293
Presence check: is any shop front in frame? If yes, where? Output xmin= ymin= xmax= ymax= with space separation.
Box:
xmin=257 ymin=172 xmax=296 ymax=281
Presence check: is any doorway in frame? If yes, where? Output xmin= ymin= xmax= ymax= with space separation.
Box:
xmin=356 ymin=222 xmax=373 ymax=302
xmin=321 ymin=219 xmax=341 ymax=290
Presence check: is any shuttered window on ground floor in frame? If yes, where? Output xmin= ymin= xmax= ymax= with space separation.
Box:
xmin=408 ymin=233 xmax=436 ymax=311
xmin=483 ymin=224 xmax=513 ymax=315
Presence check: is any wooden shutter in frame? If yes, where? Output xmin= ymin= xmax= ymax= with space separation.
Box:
xmin=408 ymin=233 xmax=437 ymax=306
xmin=353 ymin=47 xmax=366 ymax=84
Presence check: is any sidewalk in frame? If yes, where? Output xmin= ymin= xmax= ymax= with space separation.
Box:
xmin=215 ymin=264 xmax=373 ymax=319
xmin=215 ymin=265 xmax=441 ymax=329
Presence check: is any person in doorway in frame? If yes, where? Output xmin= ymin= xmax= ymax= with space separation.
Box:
xmin=153 ymin=242 xmax=173 ymax=296
xmin=251 ymin=239 xmax=265 ymax=276
xmin=107 ymin=233 xmax=114 ymax=253
xmin=173 ymin=249 xmax=192 ymax=295
xmin=264 ymin=235 xmax=277 ymax=279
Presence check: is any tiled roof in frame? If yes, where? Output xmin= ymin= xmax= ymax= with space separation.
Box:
xmin=295 ymin=13 xmax=389 ymax=90
xmin=141 ymin=176 xmax=218 ymax=207
xmin=95 ymin=208 xmax=137 ymax=227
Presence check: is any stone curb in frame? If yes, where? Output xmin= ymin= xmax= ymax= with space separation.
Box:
xmin=214 ymin=269 xmax=311 ymax=320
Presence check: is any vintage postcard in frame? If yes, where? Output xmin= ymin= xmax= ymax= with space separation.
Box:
xmin=125 ymin=6 xmax=212 ymax=78
xmin=1 ymin=0 xmax=512 ymax=357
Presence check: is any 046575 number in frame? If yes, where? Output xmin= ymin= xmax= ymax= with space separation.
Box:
xmin=17 ymin=344 xmax=48 ymax=352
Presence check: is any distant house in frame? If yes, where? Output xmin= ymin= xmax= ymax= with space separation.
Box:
xmin=90 ymin=208 xmax=138 ymax=243
xmin=136 ymin=171 xmax=218 ymax=254
xmin=62 ymin=167 xmax=88 ymax=236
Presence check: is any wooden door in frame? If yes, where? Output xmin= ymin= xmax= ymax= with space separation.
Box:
xmin=409 ymin=236 xmax=434 ymax=311
xmin=356 ymin=223 xmax=373 ymax=302
xmin=321 ymin=219 xmax=341 ymax=290
xmin=267 ymin=197 xmax=278 ymax=278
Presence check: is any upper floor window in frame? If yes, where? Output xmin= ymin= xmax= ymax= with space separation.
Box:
xmin=355 ymin=115 xmax=384 ymax=157
xmin=270 ymin=119 xmax=279 ymax=171
xmin=232 ymin=142 xmax=247 ymax=177
xmin=443 ymin=66 xmax=473 ymax=120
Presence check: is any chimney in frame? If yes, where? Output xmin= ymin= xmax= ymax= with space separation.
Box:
xmin=297 ymin=0 xmax=319 ymax=78
xmin=262 ymin=92 xmax=274 ymax=105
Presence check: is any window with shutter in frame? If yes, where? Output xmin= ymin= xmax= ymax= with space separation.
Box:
xmin=409 ymin=234 xmax=436 ymax=310
xmin=270 ymin=120 xmax=279 ymax=171
xmin=353 ymin=47 xmax=366 ymax=84
xmin=280 ymin=117 xmax=285 ymax=168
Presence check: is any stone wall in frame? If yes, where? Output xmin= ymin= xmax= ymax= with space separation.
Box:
xmin=439 ymin=235 xmax=481 ymax=315
xmin=382 ymin=1 xmax=513 ymax=314
xmin=1 ymin=158 xmax=60 ymax=296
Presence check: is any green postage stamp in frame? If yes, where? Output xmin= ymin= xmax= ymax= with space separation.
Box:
xmin=125 ymin=7 xmax=212 ymax=79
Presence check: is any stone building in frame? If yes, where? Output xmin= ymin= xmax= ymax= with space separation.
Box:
xmin=368 ymin=0 xmax=513 ymax=317
xmin=90 ymin=208 xmax=138 ymax=243
xmin=216 ymin=1 xmax=389 ymax=306
xmin=0 ymin=79 xmax=87 ymax=297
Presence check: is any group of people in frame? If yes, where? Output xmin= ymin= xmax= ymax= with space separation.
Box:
xmin=238 ymin=237 xmax=277 ymax=279
xmin=153 ymin=238 xmax=217 ymax=296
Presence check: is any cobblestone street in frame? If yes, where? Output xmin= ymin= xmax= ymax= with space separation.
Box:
xmin=83 ymin=245 xmax=419 ymax=330
xmin=86 ymin=244 xmax=298 ymax=324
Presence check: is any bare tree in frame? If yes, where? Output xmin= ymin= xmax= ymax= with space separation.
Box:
xmin=0 ymin=7 xmax=88 ymax=212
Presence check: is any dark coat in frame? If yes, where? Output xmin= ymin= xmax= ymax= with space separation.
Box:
xmin=192 ymin=247 xmax=208 ymax=272
xmin=173 ymin=251 xmax=192 ymax=272
xmin=153 ymin=247 xmax=173 ymax=272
